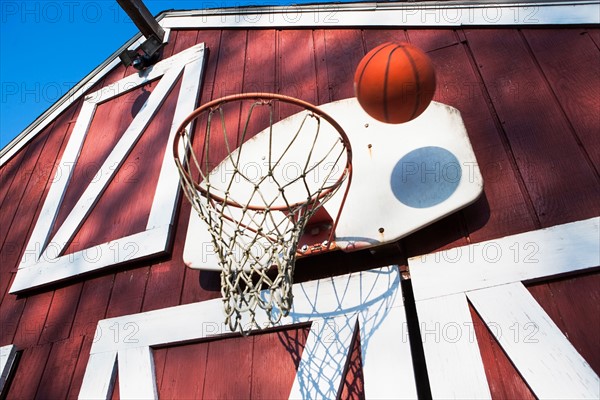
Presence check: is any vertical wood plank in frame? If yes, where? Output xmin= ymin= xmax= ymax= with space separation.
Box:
xmin=278 ymin=29 xmax=316 ymax=104
xmin=416 ymin=293 xmax=491 ymax=399
xmin=138 ymin=33 xmax=202 ymax=312
xmin=468 ymin=282 xmax=600 ymax=399
xmin=39 ymin=283 xmax=83 ymax=344
xmin=339 ymin=329 xmax=365 ymax=400
xmin=528 ymin=272 xmax=600 ymax=375
xmin=158 ymin=342 xmax=208 ymax=399
xmin=203 ymin=336 xmax=253 ymax=399
xmin=67 ymin=275 xmax=114 ymax=399
xmin=105 ymin=268 xmax=149 ymax=318
xmin=4 ymin=344 xmax=51 ymax=400
xmin=289 ymin=316 xmax=357 ymax=400
xmin=522 ymin=28 xmax=600 ymax=171
xmin=432 ymin=36 xmax=537 ymax=243
xmin=35 ymin=336 xmax=84 ymax=399
xmin=322 ymin=29 xmax=365 ymax=102
xmin=408 ymin=29 xmax=458 ymax=52
xmin=468 ymin=304 xmax=536 ymax=400
xmin=359 ymin=305 xmax=417 ymax=399
xmin=464 ymin=28 xmax=600 ymax=227
xmin=11 ymin=292 xmax=54 ymax=348
xmin=251 ymin=327 xmax=308 ymax=399
xmin=362 ymin=29 xmax=408 ymax=50
xmin=180 ymin=29 xmax=223 ymax=306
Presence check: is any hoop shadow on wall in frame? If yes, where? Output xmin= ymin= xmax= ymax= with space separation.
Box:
xmin=391 ymin=146 xmax=461 ymax=208
xmin=273 ymin=266 xmax=404 ymax=399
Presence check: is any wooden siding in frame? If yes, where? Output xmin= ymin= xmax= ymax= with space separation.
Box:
xmin=0 ymin=26 xmax=598 ymax=399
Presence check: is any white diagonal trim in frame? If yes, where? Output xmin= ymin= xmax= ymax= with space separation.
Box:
xmin=10 ymin=44 xmax=206 ymax=294
xmin=79 ymin=351 xmax=117 ymax=400
xmin=289 ymin=316 xmax=357 ymax=400
xmin=118 ymin=347 xmax=158 ymax=400
xmin=467 ymin=282 xmax=600 ymax=400
xmin=409 ymin=217 xmax=600 ymax=301
xmin=0 ymin=345 xmax=18 ymax=395
xmin=79 ymin=266 xmax=415 ymax=399
xmin=146 ymin=45 xmax=205 ymax=230
xmin=22 ymin=99 xmax=97 ymax=264
xmin=44 ymin=68 xmax=182 ymax=258
xmin=90 ymin=43 xmax=204 ymax=105
xmin=359 ymin=305 xmax=417 ymax=399
xmin=10 ymin=226 xmax=170 ymax=293
xmin=416 ymin=293 xmax=491 ymax=400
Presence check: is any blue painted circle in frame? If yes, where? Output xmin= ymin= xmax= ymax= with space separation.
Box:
xmin=390 ymin=146 xmax=461 ymax=208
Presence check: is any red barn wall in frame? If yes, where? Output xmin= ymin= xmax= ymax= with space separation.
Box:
xmin=0 ymin=26 xmax=598 ymax=399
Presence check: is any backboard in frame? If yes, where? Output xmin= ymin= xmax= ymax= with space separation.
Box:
xmin=183 ymin=97 xmax=483 ymax=270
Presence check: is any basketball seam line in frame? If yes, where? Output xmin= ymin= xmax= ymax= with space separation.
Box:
xmin=399 ymin=46 xmax=421 ymax=121
xmin=385 ymin=44 xmax=404 ymax=123
xmin=357 ymin=43 xmax=394 ymax=110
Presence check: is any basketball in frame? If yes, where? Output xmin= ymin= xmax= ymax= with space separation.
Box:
xmin=354 ymin=42 xmax=436 ymax=124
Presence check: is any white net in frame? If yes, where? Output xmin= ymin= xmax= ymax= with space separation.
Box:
xmin=174 ymin=94 xmax=352 ymax=334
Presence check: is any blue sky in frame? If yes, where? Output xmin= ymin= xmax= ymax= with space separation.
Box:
xmin=0 ymin=0 xmax=329 ymax=150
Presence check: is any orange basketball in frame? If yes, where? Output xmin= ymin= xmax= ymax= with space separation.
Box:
xmin=354 ymin=42 xmax=436 ymax=124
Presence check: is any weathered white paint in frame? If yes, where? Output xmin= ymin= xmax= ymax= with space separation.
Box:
xmin=78 ymin=351 xmax=117 ymax=400
xmin=184 ymin=99 xmax=484 ymax=270
xmin=79 ymin=266 xmax=417 ymax=399
xmin=409 ymin=216 xmax=600 ymax=301
xmin=409 ymin=217 xmax=600 ymax=399
xmin=11 ymin=227 xmax=170 ymax=292
xmin=359 ymin=305 xmax=418 ymax=399
xmin=0 ymin=345 xmax=18 ymax=395
xmin=416 ymin=293 xmax=491 ymax=399
xmin=10 ymin=44 xmax=206 ymax=294
xmin=467 ymin=282 xmax=600 ymax=400
xmin=118 ymin=347 xmax=158 ymax=400
xmin=163 ymin=1 xmax=600 ymax=29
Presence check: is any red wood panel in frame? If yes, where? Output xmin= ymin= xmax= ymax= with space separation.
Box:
xmin=528 ymin=272 xmax=600 ymax=374
xmin=0 ymin=126 xmax=52 ymax=246
xmin=425 ymin=33 xmax=537 ymax=243
xmin=251 ymin=327 xmax=309 ymax=398
xmin=105 ymin=268 xmax=149 ymax=318
xmin=522 ymin=28 xmax=600 ymax=171
xmin=0 ymin=146 xmax=26 ymax=214
xmin=57 ymin=35 xmax=180 ymax=254
xmin=401 ymin=34 xmax=469 ymax=256
xmin=469 ymin=304 xmax=535 ymax=400
xmin=180 ymin=29 xmax=223 ymax=306
xmin=339 ymin=329 xmax=365 ymax=399
xmin=278 ymin=29 xmax=316 ymax=104
xmin=407 ymin=29 xmax=458 ymax=52
xmin=58 ymin=85 xmax=156 ymax=250
xmin=142 ymin=30 xmax=199 ymax=313
xmin=38 ymin=283 xmax=82 ymax=344
xmin=586 ymin=28 xmax=600 ymax=47
xmin=464 ymin=28 xmax=600 ymax=227
xmin=66 ymin=336 xmax=95 ymax=400
xmin=5 ymin=344 xmax=52 ymax=400
xmin=156 ymin=342 xmax=208 ymax=398
xmin=203 ymin=336 xmax=253 ymax=398
xmin=318 ymin=29 xmax=365 ymax=102
xmin=362 ymin=28 xmax=408 ymax=50
xmin=35 ymin=336 xmax=84 ymax=399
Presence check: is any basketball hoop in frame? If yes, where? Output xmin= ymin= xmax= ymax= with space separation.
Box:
xmin=173 ymin=93 xmax=353 ymax=334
